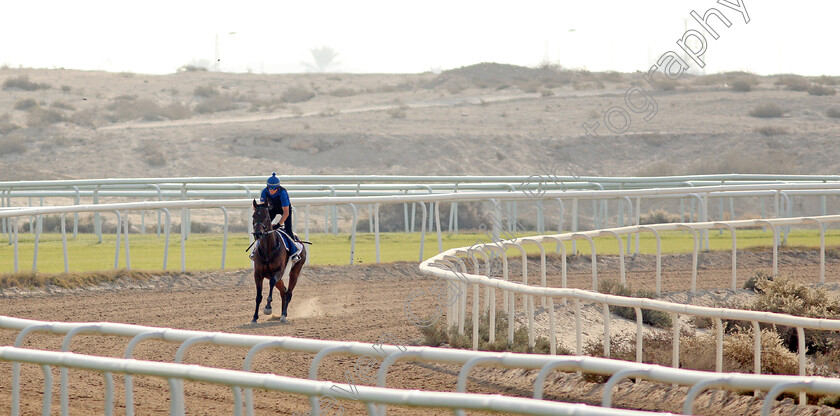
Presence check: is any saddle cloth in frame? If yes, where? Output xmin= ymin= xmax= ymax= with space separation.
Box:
xmin=275 ymin=229 xmax=303 ymax=256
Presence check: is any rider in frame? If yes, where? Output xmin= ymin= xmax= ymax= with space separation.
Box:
xmin=251 ymin=172 xmax=301 ymax=262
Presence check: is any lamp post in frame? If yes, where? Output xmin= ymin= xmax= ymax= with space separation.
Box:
xmin=214 ymin=31 xmax=237 ymax=72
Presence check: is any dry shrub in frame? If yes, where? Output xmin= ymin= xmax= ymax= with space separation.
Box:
xmin=107 ymin=98 xmax=163 ymax=121
xmin=420 ymin=311 xmax=560 ymax=355
xmin=3 ymin=75 xmax=50 ymax=91
xmin=26 ymin=107 xmax=66 ymax=127
xmin=139 ymin=142 xmax=167 ymax=166
xmin=248 ymin=98 xmax=286 ymax=112
xmin=69 ymin=108 xmax=100 ymax=128
xmin=386 ymin=107 xmax=406 ymax=119
xmin=689 ymin=149 xmax=797 ymax=174
xmin=14 ymin=98 xmax=38 ymax=110
xmin=808 ymin=84 xmax=836 ymax=96
xmin=723 ymin=328 xmax=798 ymax=374
xmin=754 ymin=126 xmax=789 ymax=136
xmin=50 ymin=101 xmax=75 ymax=111
xmin=639 ymin=209 xmax=681 ymax=225
xmin=0 ymin=132 xmax=27 ymax=156
xmin=657 ymin=79 xmax=680 ymax=91
xmin=193 ymin=85 xmax=219 ymax=98
xmin=584 ymin=327 xmax=797 ymax=375
xmin=775 ymin=75 xmax=810 ymax=91
xmin=743 ymin=271 xmax=773 ymax=292
xmin=159 ymin=102 xmax=192 ymax=120
xmin=749 ymin=103 xmax=785 ymax=118
xmin=318 ymin=107 xmax=339 ymax=117
xmin=599 ymin=71 xmax=624 ymax=83
xmin=635 ymin=160 xmax=675 ymax=177
xmin=193 ymin=95 xmax=237 ymax=114
xmin=731 ymin=80 xmax=752 ymax=92
xmin=813 ymin=75 xmax=839 ymax=86
xmin=599 ymin=278 xmax=672 ymax=328
xmin=749 ymin=275 xmax=840 ymax=353
xmin=0 ymin=121 xmax=19 ymax=135
xmin=281 ymin=86 xmax=315 ymax=103
xmin=329 ymin=87 xmax=358 ymax=97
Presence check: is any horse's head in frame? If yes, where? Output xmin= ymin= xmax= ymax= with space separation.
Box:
xmin=252 ymin=199 xmax=272 ymax=237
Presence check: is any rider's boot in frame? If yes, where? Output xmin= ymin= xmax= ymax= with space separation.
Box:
xmin=249 ymin=241 xmax=258 ymax=260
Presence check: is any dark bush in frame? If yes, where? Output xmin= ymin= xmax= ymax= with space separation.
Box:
xmin=193 ymin=85 xmax=219 ymax=98
xmin=281 ymin=86 xmax=315 ymax=103
xmin=329 ymin=88 xmax=358 ymax=97
xmin=749 ymin=103 xmax=785 ymax=118
xmin=731 ymin=80 xmax=751 ymax=92
xmin=14 ymin=98 xmax=38 ymax=110
xmin=743 ymin=271 xmax=773 ymax=292
xmin=749 ymin=274 xmax=840 ymax=354
xmin=808 ymin=84 xmax=837 ymax=96
xmin=3 ymin=75 xmax=50 ymax=91
xmin=599 ymin=278 xmax=672 ymax=328
xmin=0 ymin=133 xmax=27 ymax=156
xmin=775 ymin=75 xmax=810 ymax=91
xmin=193 ymin=95 xmax=237 ymax=114
xmin=420 ymin=311 xmax=561 ymax=354
xmin=754 ymin=126 xmax=789 ymax=136
xmin=26 ymin=107 xmax=66 ymax=127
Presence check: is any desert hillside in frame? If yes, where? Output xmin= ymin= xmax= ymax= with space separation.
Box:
xmin=0 ymin=63 xmax=838 ymax=180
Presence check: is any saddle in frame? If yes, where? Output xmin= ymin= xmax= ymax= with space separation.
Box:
xmin=271 ymin=223 xmax=301 ymax=242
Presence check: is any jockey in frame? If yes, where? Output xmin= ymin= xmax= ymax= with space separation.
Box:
xmin=250 ymin=172 xmax=302 ymax=262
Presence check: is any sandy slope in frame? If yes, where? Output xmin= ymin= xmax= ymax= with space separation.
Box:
xmin=1 ymin=66 xmax=838 ymax=181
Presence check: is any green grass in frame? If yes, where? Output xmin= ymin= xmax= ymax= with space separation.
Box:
xmin=2 ymin=229 xmax=840 ymax=276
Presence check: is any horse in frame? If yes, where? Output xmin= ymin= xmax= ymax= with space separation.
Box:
xmin=250 ymin=199 xmax=306 ymax=323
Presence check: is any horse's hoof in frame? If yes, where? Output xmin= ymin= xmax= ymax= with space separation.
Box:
xmin=251 ymin=319 xmax=257 ymax=324
xmin=280 ymin=316 xmax=287 ymax=323
xmin=264 ymin=306 xmax=272 ymax=315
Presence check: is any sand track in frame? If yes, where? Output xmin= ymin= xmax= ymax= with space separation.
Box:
xmin=2 ymin=252 xmax=840 ymax=415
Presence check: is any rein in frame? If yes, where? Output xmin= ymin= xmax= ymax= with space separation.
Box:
xmin=249 ymin=227 xmax=285 ymax=264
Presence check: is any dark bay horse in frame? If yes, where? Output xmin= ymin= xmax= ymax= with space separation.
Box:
xmin=251 ymin=200 xmax=306 ymax=323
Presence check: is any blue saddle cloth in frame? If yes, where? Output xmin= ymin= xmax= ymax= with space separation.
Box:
xmin=275 ymin=229 xmax=298 ymax=256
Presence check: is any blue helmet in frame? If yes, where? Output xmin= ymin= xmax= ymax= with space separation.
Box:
xmin=266 ymin=172 xmax=280 ymax=189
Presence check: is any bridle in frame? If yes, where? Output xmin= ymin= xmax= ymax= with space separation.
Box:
xmin=247 ymin=206 xmax=274 ymax=254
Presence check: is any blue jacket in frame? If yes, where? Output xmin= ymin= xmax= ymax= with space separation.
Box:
xmin=260 ymin=187 xmax=291 ymax=221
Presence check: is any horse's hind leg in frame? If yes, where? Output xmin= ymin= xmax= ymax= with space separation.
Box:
xmin=282 ymin=262 xmax=303 ymax=320
xmin=264 ymin=276 xmax=276 ymax=315
xmin=252 ymin=275 xmax=263 ymax=323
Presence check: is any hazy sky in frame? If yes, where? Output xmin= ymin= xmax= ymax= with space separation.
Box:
xmin=1 ymin=0 xmax=837 ymax=76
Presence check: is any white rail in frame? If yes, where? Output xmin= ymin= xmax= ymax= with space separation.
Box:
xmin=419 ymin=214 xmax=840 ymax=408
xmin=5 ymin=316 xmax=840 ymax=416
xmin=3 ymin=346 xmax=682 ymax=416
xmin=3 ymin=184 xmax=839 ymax=273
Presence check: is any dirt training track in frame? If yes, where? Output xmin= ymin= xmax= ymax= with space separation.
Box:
xmin=3 ymin=251 xmax=840 ymax=415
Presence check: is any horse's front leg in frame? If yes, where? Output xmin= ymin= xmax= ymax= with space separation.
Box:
xmin=252 ymin=275 xmax=263 ymax=323
xmin=264 ymin=276 xmax=276 ymax=315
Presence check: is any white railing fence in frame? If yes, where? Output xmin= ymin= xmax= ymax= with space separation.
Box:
xmin=4 ymin=184 xmax=840 ymax=273
xmin=420 ymin=216 xmax=840 ymax=407
xmin=5 ymin=316 xmax=840 ymax=416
